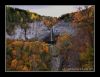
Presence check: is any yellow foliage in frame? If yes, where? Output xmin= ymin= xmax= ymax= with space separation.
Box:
xmin=31 ymin=14 xmax=38 ymax=20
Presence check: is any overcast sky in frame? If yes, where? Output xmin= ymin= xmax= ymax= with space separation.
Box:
xmin=8 ymin=5 xmax=86 ymax=17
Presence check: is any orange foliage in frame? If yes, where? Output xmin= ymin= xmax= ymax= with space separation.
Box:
xmin=11 ymin=40 xmax=23 ymax=47
xmin=11 ymin=59 xmax=18 ymax=69
xmin=43 ymin=17 xmax=57 ymax=28
xmin=16 ymin=65 xmax=23 ymax=71
xmin=58 ymin=33 xmax=71 ymax=42
xmin=6 ymin=40 xmax=51 ymax=71
xmin=32 ymin=54 xmax=41 ymax=63
xmin=42 ymin=44 xmax=49 ymax=53
xmin=22 ymin=65 xmax=29 ymax=71
xmin=12 ymin=49 xmax=17 ymax=56
xmin=73 ymin=12 xmax=83 ymax=23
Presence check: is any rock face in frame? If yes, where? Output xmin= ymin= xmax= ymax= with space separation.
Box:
xmin=6 ymin=21 xmax=50 ymax=40
xmin=51 ymin=56 xmax=60 ymax=71
xmin=49 ymin=45 xmax=60 ymax=71
xmin=6 ymin=21 xmax=76 ymax=41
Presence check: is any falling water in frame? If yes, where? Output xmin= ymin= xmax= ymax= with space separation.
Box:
xmin=49 ymin=26 xmax=60 ymax=71
xmin=50 ymin=28 xmax=53 ymax=41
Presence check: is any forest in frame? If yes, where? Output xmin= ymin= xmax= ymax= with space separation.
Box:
xmin=6 ymin=5 xmax=95 ymax=71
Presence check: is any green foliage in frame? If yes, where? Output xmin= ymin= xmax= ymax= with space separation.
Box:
xmin=79 ymin=46 xmax=94 ymax=69
xmin=6 ymin=6 xmax=41 ymax=35
xmin=59 ymin=13 xmax=74 ymax=22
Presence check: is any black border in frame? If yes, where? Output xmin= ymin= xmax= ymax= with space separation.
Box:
xmin=0 ymin=0 xmax=96 ymax=77
xmin=1 ymin=0 xmax=95 ymax=5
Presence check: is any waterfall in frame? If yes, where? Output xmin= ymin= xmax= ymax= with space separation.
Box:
xmin=50 ymin=26 xmax=54 ymax=43
xmin=50 ymin=28 xmax=53 ymax=41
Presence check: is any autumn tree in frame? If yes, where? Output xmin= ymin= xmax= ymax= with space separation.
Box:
xmin=72 ymin=6 xmax=94 ymax=70
xmin=43 ymin=17 xmax=57 ymax=29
